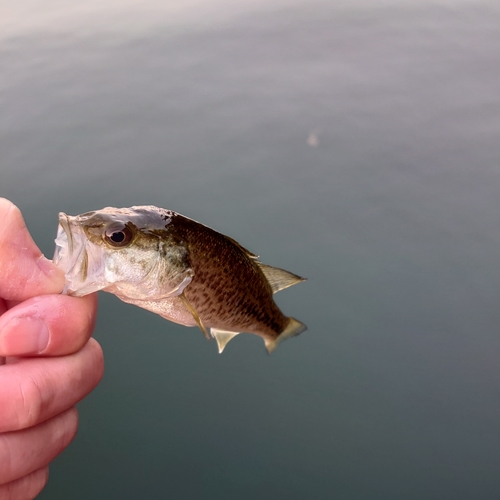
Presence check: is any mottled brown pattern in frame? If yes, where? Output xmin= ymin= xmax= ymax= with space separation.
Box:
xmin=169 ymin=214 xmax=289 ymax=340
xmin=57 ymin=205 xmax=305 ymax=350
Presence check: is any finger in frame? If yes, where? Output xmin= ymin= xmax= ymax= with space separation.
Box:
xmin=0 ymin=408 xmax=77 ymax=485
xmin=0 ymin=339 xmax=103 ymax=433
xmin=0 ymin=293 xmax=98 ymax=357
xmin=0 ymin=198 xmax=65 ymax=301
xmin=0 ymin=466 xmax=49 ymax=500
xmin=0 ymin=301 xmax=5 ymax=366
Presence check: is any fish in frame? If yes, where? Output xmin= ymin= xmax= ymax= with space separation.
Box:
xmin=53 ymin=206 xmax=306 ymax=354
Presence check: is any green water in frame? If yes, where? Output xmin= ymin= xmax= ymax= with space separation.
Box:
xmin=2 ymin=1 xmax=500 ymax=498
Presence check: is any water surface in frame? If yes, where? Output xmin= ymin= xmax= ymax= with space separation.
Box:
xmin=2 ymin=1 xmax=500 ymax=498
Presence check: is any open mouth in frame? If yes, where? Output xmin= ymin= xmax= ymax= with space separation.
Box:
xmin=53 ymin=213 xmax=72 ymax=266
xmin=53 ymin=212 xmax=87 ymax=293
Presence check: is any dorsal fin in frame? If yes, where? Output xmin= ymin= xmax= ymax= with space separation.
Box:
xmin=222 ymin=235 xmax=259 ymax=259
xmin=257 ymin=263 xmax=306 ymax=294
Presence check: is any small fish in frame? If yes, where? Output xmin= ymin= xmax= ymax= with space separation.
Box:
xmin=53 ymin=206 xmax=306 ymax=353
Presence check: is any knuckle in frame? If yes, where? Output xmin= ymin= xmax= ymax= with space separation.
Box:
xmin=14 ymin=373 xmax=51 ymax=430
xmin=54 ymin=408 xmax=79 ymax=453
xmin=0 ymin=433 xmax=15 ymax=482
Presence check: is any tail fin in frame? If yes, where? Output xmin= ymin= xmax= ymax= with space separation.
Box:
xmin=264 ymin=317 xmax=307 ymax=354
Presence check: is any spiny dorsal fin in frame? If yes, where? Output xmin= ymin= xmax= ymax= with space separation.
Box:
xmin=223 ymin=235 xmax=259 ymax=259
xmin=211 ymin=328 xmax=240 ymax=353
xmin=257 ymin=263 xmax=306 ymax=294
xmin=264 ymin=317 xmax=307 ymax=354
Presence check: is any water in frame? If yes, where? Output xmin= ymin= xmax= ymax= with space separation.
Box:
xmin=2 ymin=1 xmax=500 ymax=498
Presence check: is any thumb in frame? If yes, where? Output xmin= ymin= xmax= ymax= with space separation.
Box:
xmin=0 ymin=199 xmax=65 ymax=301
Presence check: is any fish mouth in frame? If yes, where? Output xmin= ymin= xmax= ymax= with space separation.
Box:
xmin=53 ymin=213 xmax=70 ymax=267
xmin=60 ymin=213 xmax=74 ymax=253
xmin=53 ymin=212 xmax=86 ymax=294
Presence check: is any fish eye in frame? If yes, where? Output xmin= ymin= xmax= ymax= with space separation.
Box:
xmin=104 ymin=224 xmax=133 ymax=247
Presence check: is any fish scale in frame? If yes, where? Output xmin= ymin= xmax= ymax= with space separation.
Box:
xmin=174 ymin=216 xmax=288 ymax=336
xmin=53 ymin=205 xmax=307 ymax=354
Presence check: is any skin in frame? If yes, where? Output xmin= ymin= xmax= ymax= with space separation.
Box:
xmin=0 ymin=198 xmax=103 ymax=499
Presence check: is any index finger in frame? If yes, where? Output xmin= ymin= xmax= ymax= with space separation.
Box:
xmin=0 ymin=199 xmax=64 ymax=301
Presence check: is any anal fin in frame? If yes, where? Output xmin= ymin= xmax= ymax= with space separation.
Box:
xmin=211 ymin=328 xmax=240 ymax=354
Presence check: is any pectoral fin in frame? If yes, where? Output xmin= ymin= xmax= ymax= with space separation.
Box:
xmin=257 ymin=263 xmax=306 ymax=294
xmin=179 ymin=293 xmax=211 ymax=340
xmin=211 ymin=328 xmax=240 ymax=354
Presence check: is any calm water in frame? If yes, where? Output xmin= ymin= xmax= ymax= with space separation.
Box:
xmin=2 ymin=1 xmax=500 ymax=498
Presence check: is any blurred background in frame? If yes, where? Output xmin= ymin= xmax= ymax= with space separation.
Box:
xmin=2 ymin=0 xmax=500 ymax=498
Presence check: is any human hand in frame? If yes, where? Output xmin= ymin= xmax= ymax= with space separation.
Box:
xmin=0 ymin=199 xmax=104 ymax=499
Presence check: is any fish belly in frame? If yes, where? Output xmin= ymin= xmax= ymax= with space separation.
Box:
xmin=117 ymin=295 xmax=198 ymax=327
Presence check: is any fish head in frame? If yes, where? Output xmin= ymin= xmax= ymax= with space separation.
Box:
xmin=53 ymin=206 xmax=193 ymax=299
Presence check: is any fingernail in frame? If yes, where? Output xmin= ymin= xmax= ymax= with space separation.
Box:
xmin=0 ymin=317 xmax=50 ymax=355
